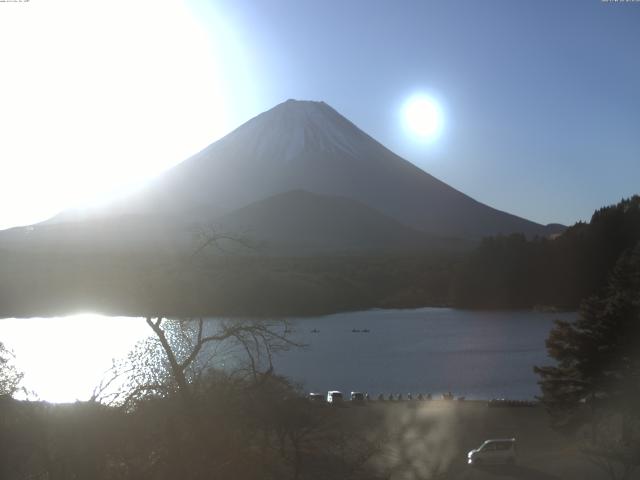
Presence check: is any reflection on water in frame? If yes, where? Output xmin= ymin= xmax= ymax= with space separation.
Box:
xmin=0 ymin=314 xmax=152 ymax=403
xmin=0 ymin=308 xmax=575 ymax=403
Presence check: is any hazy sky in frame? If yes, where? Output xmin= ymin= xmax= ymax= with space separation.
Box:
xmin=1 ymin=0 xmax=638 ymax=229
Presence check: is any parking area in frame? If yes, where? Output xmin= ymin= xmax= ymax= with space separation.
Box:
xmin=330 ymin=400 xmax=611 ymax=479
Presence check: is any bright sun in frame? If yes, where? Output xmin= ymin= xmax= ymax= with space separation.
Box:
xmin=402 ymin=94 xmax=444 ymax=142
xmin=0 ymin=0 xmax=254 ymax=230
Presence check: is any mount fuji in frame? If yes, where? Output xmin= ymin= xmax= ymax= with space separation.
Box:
xmin=22 ymin=99 xmax=562 ymax=253
xmin=0 ymin=100 xmax=568 ymax=316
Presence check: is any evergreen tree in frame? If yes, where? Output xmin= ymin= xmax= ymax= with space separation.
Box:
xmin=453 ymin=195 xmax=640 ymax=309
xmin=535 ymin=243 xmax=640 ymax=479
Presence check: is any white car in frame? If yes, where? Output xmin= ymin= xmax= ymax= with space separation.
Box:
xmin=326 ymin=390 xmax=344 ymax=404
xmin=467 ymin=438 xmax=516 ymax=466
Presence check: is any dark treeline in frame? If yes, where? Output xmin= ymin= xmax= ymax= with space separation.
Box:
xmin=0 ymin=251 xmax=457 ymax=318
xmin=452 ymin=196 xmax=640 ymax=309
xmin=0 ymin=373 xmax=388 ymax=480
xmin=1 ymin=196 xmax=638 ymax=317
xmin=0 ymin=376 xmax=387 ymax=480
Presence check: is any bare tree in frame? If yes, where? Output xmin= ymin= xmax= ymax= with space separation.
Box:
xmin=94 ymin=226 xmax=298 ymax=407
xmin=93 ymin=316 xmax=299 ymax=409
xmin=146 ymin=317 xmax=298 ymax=406
xmin=190 ymin=224 xmax=258 ymax=262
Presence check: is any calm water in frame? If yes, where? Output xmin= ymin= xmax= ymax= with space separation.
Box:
xmin=274 ymin=308 xmax=575 ymax=400
xmin=0 ymin=308 xmax=575 ymax=402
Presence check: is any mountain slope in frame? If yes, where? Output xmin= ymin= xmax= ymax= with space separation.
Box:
xmin=216 ymin=189 xmax=443 ymax=254
xmin=51 ymin=99 xmax=560 ymax=240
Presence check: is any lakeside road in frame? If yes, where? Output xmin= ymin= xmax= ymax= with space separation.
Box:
xmin=334 ymin=400 xmax=610 ymax=479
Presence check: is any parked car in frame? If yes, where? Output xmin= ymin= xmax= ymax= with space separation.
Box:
xmin=308 ymin=392 xmax=325 ymax=403
xmin=350 ymin=391 xmax=365 ymax=403
xmin=326 ymin=390 xmax=344 ymax=404
xmin=467 ymin=438 xmax=516 ymax=466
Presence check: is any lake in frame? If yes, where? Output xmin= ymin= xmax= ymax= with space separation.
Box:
xmin=0 ymin=308 xmax=575 ymax=403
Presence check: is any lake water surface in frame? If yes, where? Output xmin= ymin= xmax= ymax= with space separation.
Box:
xmin=0 ymin=308 xmax=575 ymax=402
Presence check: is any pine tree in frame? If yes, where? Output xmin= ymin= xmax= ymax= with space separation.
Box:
xmin=535 ymin=242 xmax=640 ymax=479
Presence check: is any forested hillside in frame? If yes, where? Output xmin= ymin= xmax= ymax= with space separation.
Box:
xmin=452 ymin=196 xmax=640 ymax=309
xmin=0 ymin=250 xmax=456 ymax=318
xmin=2 ymin=197 xmax=637 ymax=317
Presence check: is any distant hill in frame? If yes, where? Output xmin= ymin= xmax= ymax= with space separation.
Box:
xmin=216 ymin=189 xmax=469 ymax=254
xmin=48 ymin=99 xmax=562 ymax=245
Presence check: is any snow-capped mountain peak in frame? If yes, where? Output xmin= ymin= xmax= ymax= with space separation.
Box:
xmin=48 ymin=99 xmax=557 ymax=240
xmin=209 ymin=99 xmax=373 ymax=166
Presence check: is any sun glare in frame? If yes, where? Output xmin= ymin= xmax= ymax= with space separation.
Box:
xmin=0 ymin=0 xmax=252 ymax=230
xmin=0 ymin=314 xmax=151 ymax=403
xmin=402 ymin=94 xmax=444 ymax=142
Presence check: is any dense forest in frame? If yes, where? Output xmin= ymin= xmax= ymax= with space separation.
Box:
xmin=0 ymin=250 xmax=457 ymax=318
xmin=0 ymin=197 xmax=638 ymax=317
xmin=452 ymin=196 xmax=640 ymax=309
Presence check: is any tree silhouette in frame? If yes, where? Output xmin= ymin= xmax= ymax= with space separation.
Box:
xmin=0 ymin=341 xmax=23 ymax=397
xmin=453 ymin=195 xmax=640 ymax=309
xmin=535 ymin=243 xmax=640 ymax=479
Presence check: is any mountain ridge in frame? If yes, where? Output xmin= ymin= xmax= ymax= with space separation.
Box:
xmin=46 ymin=99 xmax=563 ymax=245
